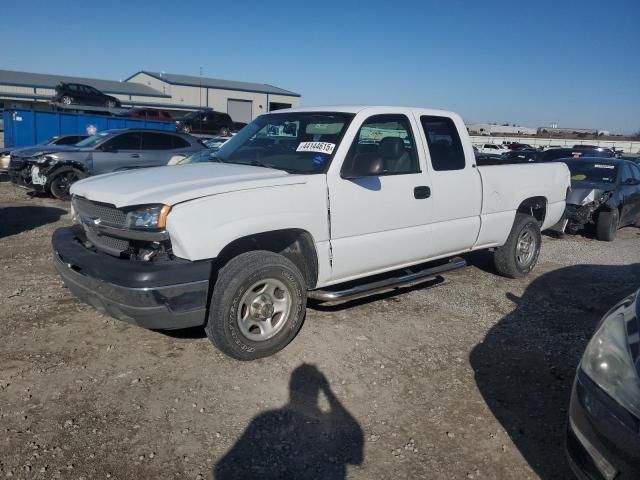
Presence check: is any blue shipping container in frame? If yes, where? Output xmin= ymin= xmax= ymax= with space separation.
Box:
xmin=2 ymin=109 xmax=176 ymax=148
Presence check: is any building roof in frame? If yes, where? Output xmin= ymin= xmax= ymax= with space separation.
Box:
xmin=128 ymin=71 xmax=300 ymax=97
xmin=0 ymin=69 xmax=169 ymax=98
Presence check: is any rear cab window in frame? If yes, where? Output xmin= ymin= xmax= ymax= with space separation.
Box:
xmin=420 ymin=116 xmax=466 ymax=171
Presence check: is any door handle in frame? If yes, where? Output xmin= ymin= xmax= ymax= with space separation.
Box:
xmin=414 ymin=186 xmax=431 ymax=199
xmin=130 ymin=153 xmax=140 ymax=158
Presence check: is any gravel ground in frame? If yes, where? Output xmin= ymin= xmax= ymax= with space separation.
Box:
xmin=1 ymin=179 xmax=640 ymax=480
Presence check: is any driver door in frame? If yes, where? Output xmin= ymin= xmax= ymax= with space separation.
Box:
xmin=327 ymin=112 xmax=433 ymax=283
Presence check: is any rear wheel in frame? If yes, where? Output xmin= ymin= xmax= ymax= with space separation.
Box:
xmin=181 ymin=124 xmax=191 ymax=134
xmin=49 ymin=168 xmax=85 ymax=200
xmin=219 ymin=127 xmax=230 ymax=137
xmin=61 ymin=96 xmax=73 ymax=105
xmin=105 ymin=99 xmax=116 ymax=108
xmin=205 ymin=251 xmax=307 ymax=360
xmin=596 ymin=209 xmax=618 ymax=241
xmin=494 ymin=213 xmax=541 ymax=278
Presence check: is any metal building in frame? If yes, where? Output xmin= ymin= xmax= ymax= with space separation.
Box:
xmin=125 ymin=71 xmax=300 ymax=123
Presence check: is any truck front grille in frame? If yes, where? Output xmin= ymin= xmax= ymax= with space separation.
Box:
xmin=73 ymin=197 xmax=127 ymax=228
xmin=84 ymin=227 xmax=130 ymax=257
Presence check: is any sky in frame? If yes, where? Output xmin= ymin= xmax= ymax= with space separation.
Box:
xmin=2 ymin=0 xmax=639 ymax=133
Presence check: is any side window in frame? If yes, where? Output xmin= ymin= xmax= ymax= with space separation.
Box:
xmin=629 ymin=163 xmax=640 ymax=181
xmin=68 ymin=84 xmax=78 ymax=92
xmin=420 ymin=116 xmax=466 ymax=171
xmin=107 ymin=133 xmax=142 ymax=150
xmin=171 ymin=136 xmax=190 ymax=149
xmin=620 ymin=164 xmax=634 ymax=184
xmin=343 ymin=114 xmax=419 ymax=176
xmin=142 ymin=132 xmax=173 ymax=150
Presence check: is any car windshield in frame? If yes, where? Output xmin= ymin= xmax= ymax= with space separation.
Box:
xmin=565 ymin=161 xmax=619 ymax=184
xmin=214 ymin=112 xmax=355 ymax=173
xmin=75 ymin=132 xmax=111 ymax=148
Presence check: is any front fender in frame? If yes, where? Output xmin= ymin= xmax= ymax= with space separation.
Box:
xmin=166 ymin=177 xmax=329 ymax=261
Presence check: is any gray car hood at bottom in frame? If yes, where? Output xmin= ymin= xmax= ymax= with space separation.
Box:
xmin=70 ymin=163 xmax=305 ymax=208
xmin=566 ymin=182 xmax=613 ymax=206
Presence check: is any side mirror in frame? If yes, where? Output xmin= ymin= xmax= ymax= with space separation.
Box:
xmin=341 ymin=155 xmax=384 ymax=179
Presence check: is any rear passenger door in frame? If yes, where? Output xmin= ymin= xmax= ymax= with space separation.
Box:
xmin=416 ymin=115 xmax=482 ymax=256
xmin=140 ymin=132 xmax=187 ymax=166
xmin=92 ymin=132 xmax=143 ymax=174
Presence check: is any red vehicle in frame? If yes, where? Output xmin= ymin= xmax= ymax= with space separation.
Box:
xmin=120 ymin=107 xmax=173 ymax=122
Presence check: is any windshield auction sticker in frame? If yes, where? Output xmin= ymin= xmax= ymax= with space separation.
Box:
xmin=296 ymin=142 xmax=336 ymax=154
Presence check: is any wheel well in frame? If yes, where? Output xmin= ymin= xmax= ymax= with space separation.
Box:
xmin=517 ymin=196 xmax=547 ymax=224
xmin=216 ymin=229 xmax=319 ymax=288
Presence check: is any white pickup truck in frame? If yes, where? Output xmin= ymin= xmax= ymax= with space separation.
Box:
xmin=52 ymin=106 xmax=570 ymax=360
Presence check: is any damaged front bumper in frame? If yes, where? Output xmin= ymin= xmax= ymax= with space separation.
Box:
xmin=565 ymin=203 xmax=596 ymax=231
xmin=8 ymin=156 xmax=50 ymax=192
xmin=52 ymin=226 xmax=213 ymax=330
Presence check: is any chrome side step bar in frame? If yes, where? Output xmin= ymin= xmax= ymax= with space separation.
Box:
xmin=308 ymin=258 xmax=467 ymax=303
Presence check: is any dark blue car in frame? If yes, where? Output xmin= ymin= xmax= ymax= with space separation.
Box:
xmin=567 ymin=288 xmax=640 ymax=479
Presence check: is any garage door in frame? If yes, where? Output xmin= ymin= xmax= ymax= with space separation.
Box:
xmin=227 ymin=99 xmax=252 ymax=124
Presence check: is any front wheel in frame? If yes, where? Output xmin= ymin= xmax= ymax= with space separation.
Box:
xmin=493 ymin=213 xmax=541 ymax=278
xmin=49 ymin=168 xmax=85 ymax=200
xmin=205 ymin=250 xmax=307 ymax=360
xmin=219 ymin=127 xmax=230 ymax=137
xmin=596 ymin=209 xmax=618 ymax=241
xmin=61 ymin=96 xmax=73 ymax=105
xmin=105 ymin=99 xmax=117 ymax=108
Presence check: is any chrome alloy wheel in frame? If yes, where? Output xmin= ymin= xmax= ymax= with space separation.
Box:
xmin=516 ymin=229 xmax=537 ymax=267
xmin=237 ymin=278 xmax=292 ymax=341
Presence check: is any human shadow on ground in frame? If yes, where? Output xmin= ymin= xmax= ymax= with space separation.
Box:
xmin=0 ymin=206 xmax=67 ymax=238
xmin=214 ymin=363 xmax=364 ymax=480
xmin=470 ymin=263 xmax=640 ymax=479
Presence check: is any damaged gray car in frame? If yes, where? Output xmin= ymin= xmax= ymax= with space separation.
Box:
xmin=563 ymin=158 xmax=640 ymax=241
xmin=8 ymin=129 xmax=203 ymax=200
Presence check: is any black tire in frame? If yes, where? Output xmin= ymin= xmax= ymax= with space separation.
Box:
xmin=596 ymin=209 xmax=618 ymax=241
xmin=219 ymin=127 xmax=230 ymax=137
xmin=205 ymin=250 xmax=307 ymax=360
xmin=493 ymin=213 xmax=541 ymax=278
xmin=181 ymin=124 xmax=191 ymax=134
xmin=105 ymin=99 xmax=116 ymax=108
xmin=61 ymin=96 xmax=73 ymax=105
xmin=49 ymin=167 xmax=86 ymax=200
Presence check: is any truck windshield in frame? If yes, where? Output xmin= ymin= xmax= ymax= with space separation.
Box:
xmin=565 ymin=161 xmax=619 ymax=184
xmin=214 ymin=112 xmax=355 ymax=173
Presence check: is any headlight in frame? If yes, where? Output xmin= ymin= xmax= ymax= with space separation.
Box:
xmin=34 ymin=154 xmax=58 ymax=164
xmin=581 ymin=294 xmax=640 ymax=419
xmin=124 ymin=205 xmax=171 ymax=229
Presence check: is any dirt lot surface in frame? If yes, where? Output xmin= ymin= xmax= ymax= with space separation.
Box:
xmin=1 ymin=179 xmax=640 ymax=480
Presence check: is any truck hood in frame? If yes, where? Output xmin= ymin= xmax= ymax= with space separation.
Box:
xmin=70 ymin=163 xmax=304 ymax=207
